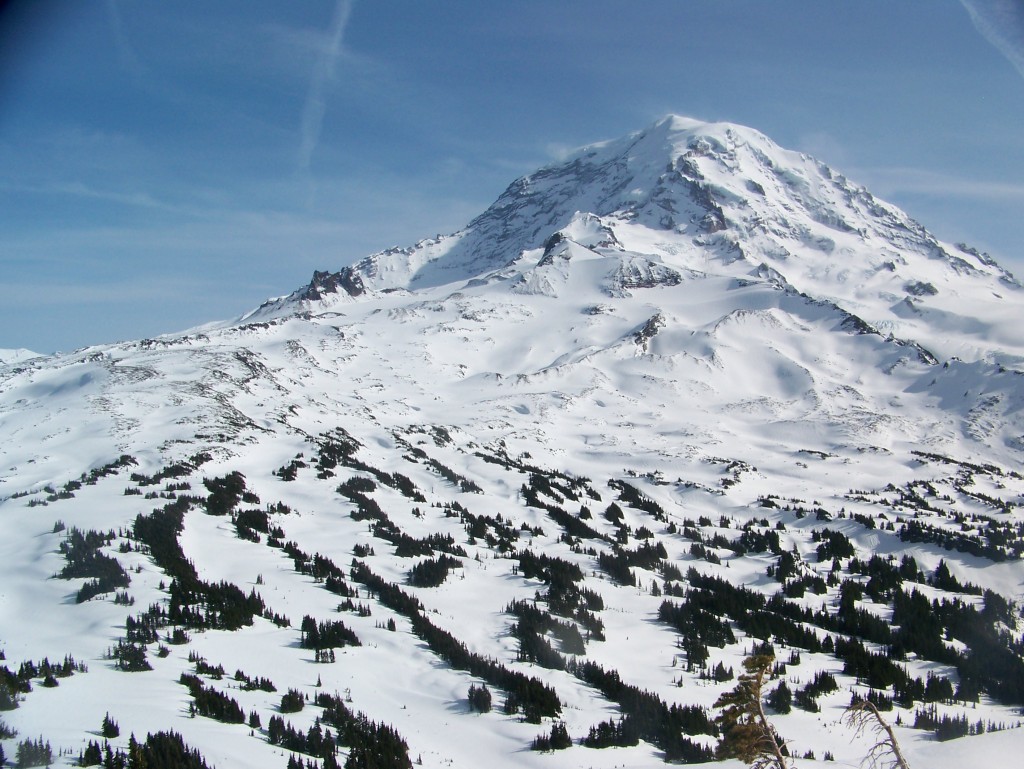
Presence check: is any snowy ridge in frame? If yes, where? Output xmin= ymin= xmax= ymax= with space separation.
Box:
xmin=256 ymin=115 xmax=1021 ymax=367
xmin=0 ymin=348 xmax=42 ymax=366
xmin=1 ymin=117 xmax=1024 ymax=769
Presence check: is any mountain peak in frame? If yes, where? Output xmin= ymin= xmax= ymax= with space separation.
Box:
xmin=254 ymin=116 xmax=1020 ymax=366
xmin=267 ymin=115 xmax=785 ymax=302
xmin=597 ymin=113 xmax=774 ymax=158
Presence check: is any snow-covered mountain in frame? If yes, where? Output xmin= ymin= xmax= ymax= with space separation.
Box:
xmin=0 ymin=349 xmax=41 ymax=366
xmin=258 ymin=115 xmax=1022 ymax=367
xmin=1 ymin=116 xmax=1023 ymax=769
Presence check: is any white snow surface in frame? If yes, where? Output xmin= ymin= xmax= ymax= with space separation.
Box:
xmin=0 ymin=349 xmax=42 ymax=365
xmin=1 ymin=116 xmax=1023 ymax=768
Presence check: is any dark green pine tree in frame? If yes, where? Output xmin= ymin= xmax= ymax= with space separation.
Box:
xmin=714 ymin=654 xmax=791 ymax=769
xmin=128 ymin=735 xmax=145 ymax=769
xmin=102 ymin=712 xmax=121 ymax=738
xmin=280 ymin=688 xmax=305 ymax=713
xmin=532 ymin=721 xmax=572 ymax=751
xmin=713 ymin=661 xmax=734 ymax=682
xmin=0 ymin=679 xmax=17 ymax=711
xmin=549 ymin=722 xmax=572 ymax=750
xmin=80 ymin=740 xmax=103 ymax=766
xmin=16 ymin=737 xmax=53 ymax=768
xmin=767 ymin=680 xmax=792 ymax=714
xmin=468 ymin=683 xmax=492 ymax=713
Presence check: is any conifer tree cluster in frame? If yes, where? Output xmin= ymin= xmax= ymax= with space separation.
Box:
xmin=315 ymin=691 xmax=412 ymax=769
xmin=111 ymin=641 xmax=151 ymax=672
xmin=0 ymin=678 xmax=19 ymax=711
xmin=568 ymin=657 xmax=714 ymax=762
xmin=530 ymin=722 xmax=571 ymax=751
xmin=467 ymin=683 xmax=492 ymax=713
xmin=351 ymin=561 xmax=561 ymax=723
xmin=131 ymin=497 xmax=267 ymax=633
xmin=203 ymin=471 xmax=252 ymax=516
xmin=58 ymin=527 xmax=131 ymax=603
xmin=514 ymin=550 xmax=605 ymax=639
xmin=299 ymin=616 xmax=361 ymax=651
xmin=407 ymin=555 xmax=462 ymax=588
xmin=79 ymin=731 xmax=213 ymax=768
xmin=15 ymin=736 xmax=52 ymax=768
xmin=268 ymin=716 xmax=337 ymax=762
xmin=233 ymin=668 xmax=276 ymax=692
xmin=179 ymin=673 xmax=246 ymax=723
xmin=581 ymin=716 xmax=640 ymax=748
xmin=280 ymin=688 xmax=306 ymax=713
xmin=101 ymin=713 xmax=120 ymax=738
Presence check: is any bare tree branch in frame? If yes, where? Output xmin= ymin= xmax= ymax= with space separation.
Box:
xmin=844 ymin=699 xmax=911 ymax=769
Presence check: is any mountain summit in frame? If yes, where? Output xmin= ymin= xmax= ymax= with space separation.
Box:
xmin=2 ymin=117 xmax=1024 ymax=769
xmin=264 ymin=115 xmax=1020 ymax=366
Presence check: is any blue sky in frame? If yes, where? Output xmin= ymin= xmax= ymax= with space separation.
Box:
xmin=2 ymin=0 xmax=1023 ymax=353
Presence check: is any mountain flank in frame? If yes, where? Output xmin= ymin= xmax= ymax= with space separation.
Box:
xmin=1 ymin=116 xmax=1023 ymax=769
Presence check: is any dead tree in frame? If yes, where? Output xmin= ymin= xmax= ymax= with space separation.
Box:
xmin=844 ymin=698 xmax=911 ymax=769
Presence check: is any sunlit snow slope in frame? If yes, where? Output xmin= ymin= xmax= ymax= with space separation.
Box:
xmin=1 ymin=116 xmax=1023 ymax=769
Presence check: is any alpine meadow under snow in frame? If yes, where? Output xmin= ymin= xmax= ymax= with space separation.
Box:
xmin=2 ymin=116 xmax=1024 ymax=769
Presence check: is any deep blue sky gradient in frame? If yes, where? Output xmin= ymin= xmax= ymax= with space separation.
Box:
xmin=2 ymin=1 xmax=1023 ymax=352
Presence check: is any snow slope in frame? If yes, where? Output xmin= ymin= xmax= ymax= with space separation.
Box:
xmin=1 ymin=116 xmax=1023 ymax=769
xmin=0 ymin=349 xmax=41 ymax=366
xmin=257 ymin=116 xmax=1022 ymax=368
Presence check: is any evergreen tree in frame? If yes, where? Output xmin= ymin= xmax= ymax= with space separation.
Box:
xmin=112 ymin=641 xmax=151 ymax=672
xmin=712 ymin=661 xmax=734 ymax=682
xmin=467 ymin=683 xmax=492 ymax=713
xmin=0 ymin=680 xmax=17 ymax=711
xmin=549 ymin=722 xmax=572 ymax=750
xmin=767 ymin=680 xmax=792 ymax=714
xmin=15 ymin=736 xmax=53 ymax=768
xmin=102 ymin=713 xmax=120 ymax=738
xmin=531 ymin=721 xmax=571 ymax=751
xmin=280 ymin=688 xmax=305 ymax=713
xmin=581 ymin=716 xmax=640 ymax=748
xmin=127 ymin=734 xmax=145 ymax=769
xmin=80 ymin=740 xmax=103 ymax=766
xmin=714 ymin=654 xmax=790 ymax=769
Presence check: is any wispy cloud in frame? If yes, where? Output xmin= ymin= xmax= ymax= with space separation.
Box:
xmin=960 ymin=0 xmax=1024 ymax=81
xmin=105 ymin=0 xmax=146 ymax=84
xmin=853 ymin=166 xmax=1024 ymax=202
xmin=0 ymin=277 xmax=214 ymax=309
xmin=298 ymin=0 xmax=354 ymax=175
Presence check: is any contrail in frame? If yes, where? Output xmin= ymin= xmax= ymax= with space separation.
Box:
xmin=106 ymin=0 xmax=146 ymax=83
xmin=299 ymin=0 xmax=353 ymax=174
xmin=960 ymin=0 xmax=1024 ymax=81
